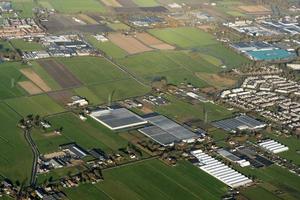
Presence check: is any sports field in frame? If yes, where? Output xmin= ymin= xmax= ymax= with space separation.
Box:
xmin=32 ymin=112 xmax=128 ymax=154
xmin=0 ymin=103 xmax=32 ymax=184
xmin=64 ymin=159 xmax=227 ymax=200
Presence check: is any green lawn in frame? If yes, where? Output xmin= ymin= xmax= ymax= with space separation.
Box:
xmin=238 ymin=165 xmax=300 ymax=200
xmin=32 ymin=112 xmax=127 ymax=154
xmin=0 ymin=62 xmax=27 ymax=99
xmin=57 ymin=56 xmax=128 ymax=85
xmin=155 ymin=96 xmax=234 ymax=122
xmin=265 ymin=133 xmax=300 ymax=165
xmin=118 ymin=51 xmax=219 ymax=88
xmin=5 ymin=94 xmax=64 ymax=116
xmin=0 ymin=103 xmax=32 ymax=184
xmin=65 ymin=159 xmax=227 ymax=200
xmin=41 ymin=0 xmax=106 ymax=13
xmin=11 ymin=39 xmax=44 ymax=51
xmin=11 ymin=0 xmax=36 ymax=17
xmin=132 ymin=0 xmax=158 ymax=7
xmin=148 ymin=27 xmax=217 ymax=49
xmin=86 ymin=35 xmax=128 ymax=59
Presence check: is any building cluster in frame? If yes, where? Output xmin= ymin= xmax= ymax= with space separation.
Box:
xmin=0 ymin=18 xmax=44 ymax=38
xmin=191 ymin=149 xmax=252 ymax=188
xmin=231 ymin=41 xmax=296 ymax=61
xmin=38 ymin=143 xmax=89 ymax=173
xmin=220 ymin=75 xmax=300 ymax=130
xmin=0 ymin=1 xmax=12 ymax=12
xmin=89 ymin=107 xmax=202 ymax=146
xmin=258 ymin=139 xmax=289 ymax=154
xmin=217 ymin=149 xmax=250 ymax=167
xmin=23 ymin=35 xmax=94 ymax=60
xmin=129 ymin=16 xmax=165 ymax=27
xmin=224 ymin=17 xmax=300 ymax=37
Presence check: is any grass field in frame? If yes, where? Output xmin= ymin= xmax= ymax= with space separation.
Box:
xmin=118 ymin=51 xmax=219 ymax=88
xmin=238 ymin=165 xmax=300 ymax=200
xmin=265 ymin=133 xmax=300 ymax=165
xmin=58 ymin=56 xmax=128 ymax=85
xmin=5 ymin=94 xmax=64 ymax=116
xmin=10 ymin=39 xmax=44 ymax=51
xmin=107 ymin=22 xmax=130 ymax=31
xmin=132 ymin=0 xmax=159 ymax=7
xmin=155 ymin=96 xmax=234 ymax=122
xmin=148 ymin=27 xmax=217 ymax=49
xmin=86 ymin=36 xmax=128 ymax=58
xmin=40 ymin=0 xmax=106 ymax=13
xmin=11 ymin=0 xmax=36 ymax=17
xmin=64 ymin=159 xmax=227 ymax=200
xmin=242 ymin=186 xmax=282 ymax=200
xmin=148 ymin=27 xmax=250 ymax=68
xmin=0 ymin=103 xmax=32 ymax=184
xmin=32 ymin=112 xmax=127 ymax=154
xmin=0 ymin=62 xmax=27 ymax=99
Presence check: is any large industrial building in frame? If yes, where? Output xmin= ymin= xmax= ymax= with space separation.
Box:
xmin=258 ymin=139 xmax=289 ymax=154
xmin=139 ymin=115 xmax=199 ymax=146
xmin=89 ymin=108 xmax=147 ymax=130
xmin=212 ymin=115 xmax=266 ymax=133
xmin=191 ymin=150 xmax=252 ymax=188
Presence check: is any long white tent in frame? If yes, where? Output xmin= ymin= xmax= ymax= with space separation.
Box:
xmin=191 ymin=150 xmax=252 ymax=188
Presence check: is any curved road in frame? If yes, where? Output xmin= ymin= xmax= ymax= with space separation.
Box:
xmin=24 ymin=129 xmax=39 ymax=186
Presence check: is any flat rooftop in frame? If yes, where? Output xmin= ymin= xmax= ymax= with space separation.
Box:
xmin=90 ymin=108 xmax=147 ymax=130
xmin=212 ymin=115 xmax=266 ymax=133
xmin=139 ymin=115 xmax=198 ymax=146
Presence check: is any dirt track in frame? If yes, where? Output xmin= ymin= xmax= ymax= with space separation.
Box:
xmin=38 ymin=59 xmax=81 ymax=89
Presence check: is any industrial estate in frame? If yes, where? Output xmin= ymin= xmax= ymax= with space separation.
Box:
xmin=0 ymin=0 xmax=300 ymax=200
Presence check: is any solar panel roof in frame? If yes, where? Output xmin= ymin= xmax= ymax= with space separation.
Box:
xmin=90 ymin=108 xmax=147 ymax=130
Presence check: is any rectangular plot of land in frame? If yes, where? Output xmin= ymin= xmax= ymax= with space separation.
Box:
xmin=20 ymin=68 xmax=52 ymax=92
xmin=108 ymin=33 xmax=152 ymax=54
xmin=135 ymin=33 xmax=175 ymax=50
xmin=48 ymin=90 xmax=74 ymax=105
xmin=37 ymin=59 xmax=82 ymax=89
xmin=238 ymin=5 xmax=270 ymax=13
xmin=116 ymin=0 xmax=137 ymax=7
xmin=101 ymin=0 xmax=122 ymax=7
xmin=18 ymin=81 xmax=42 ymax=95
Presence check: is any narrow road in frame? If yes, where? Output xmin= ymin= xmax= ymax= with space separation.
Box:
xmin=24 ymin=129 xmax=39 ymax=186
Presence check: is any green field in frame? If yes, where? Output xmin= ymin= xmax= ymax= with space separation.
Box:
xmin=118 ymin=51 xmax=220 ymax=88
xmin=0 ymin=62 xmax=27 ymax=99
xmin=155 ymin=96 xmax=234 ymax=122
xmin=11 ymin=0 xmax=36 ymax=17
xmin=11 ymin=39 xmax=44 ymax=51
xmin=0 ymin=103 xmax=32 ymax=184
xmin=238 ymin=165 xmax=300 ymax=200
xmin=132 ymin=0 xmax=159 ymax=7
xmin=64 ymin=159 xmax=227 ymax=200
xmin=149 ymin=27 xmax=217 ymax=49
xmin=86 ymin=35 xmax=128 ymax=58
xmin=5 ymin=94 xmax=64 ymax=116
xmin=107 ymin=22 xmax=130 ymax=31
xmin=40 ymin=0 xmax=106 ymax=13
xmin=265 ymin=133 xmax=300 ymax=165
xmin=242 ymin=186 xmax=282 ymax=200
xmin=32 ymin=112 xmax=127 ymax=154
xmin=58 ymin=56 xmax=128 ymax=85
xmin=148 ymin=27 xmax=250 ymax=68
